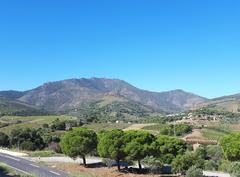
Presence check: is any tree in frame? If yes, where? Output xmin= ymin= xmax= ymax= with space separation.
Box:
xmin=124 ymin=130 xmax=155 ymax=169
xmin=220 ymin=133 xmax=240 ymax=161
xmin=60 ymin=128 xmax=97 ymax=167
xmin=51 ymin=118 xmax=66 ymax=131
xmin=152 ymin=135 xmax=187 ymax=163
xmin=0 ymin=132 xmax=10 ymax=147
xmin=10 ymin=128 xmax=45 ymax=150
xmin=195 ymin=146 xmax=207 ymax=160
xmin=171 ymin=153 xmax=204 ymax=174
xmin=186 ymin=166 xmax=203 ymax=177
xmin=97 ymin=129 xmax=126 ymax=171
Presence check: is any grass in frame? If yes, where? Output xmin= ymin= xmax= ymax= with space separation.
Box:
xmin=27 ymin=150 xmax=62 ymax=157
xmin=142 ymin=124 xmax=164 ymax=135
xmin=0 ymin=115 xmax=77 ymax=134
xmin=201 ymin=124 xmax=232 ymax=141
xmin=0 ymin=162 xmax=34 ymax=177
xmin=142 ymin=124 xmax=164 ymax=131
xmin=83 ymin=123 xmax=130 ymax=132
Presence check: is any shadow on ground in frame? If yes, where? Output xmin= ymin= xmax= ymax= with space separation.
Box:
xmin=0 ymin=170 xmax=14 ymax=177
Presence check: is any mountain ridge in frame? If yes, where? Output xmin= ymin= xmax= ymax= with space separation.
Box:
xmin=0 ymin=78 xmax=207 ymax=114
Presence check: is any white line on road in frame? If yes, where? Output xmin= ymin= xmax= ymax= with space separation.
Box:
xmin=50 ymin=171 xmax=61 ymax=176
xmin=6 ymin=166 xmax=30 ymax=175
xmin=29 ymin=164 xmax=39 ymax=168
xmin=4 ymin=155 xmax=20 ymax=161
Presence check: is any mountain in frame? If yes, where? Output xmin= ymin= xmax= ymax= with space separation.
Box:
xmin=0 ymin=90 xmax=25 ymax=100
xmin=0 ymin=97 xmax=46 ymax=116
xmin=200 ymin=94 xmax=240 ymax=113
xmin=0 ymin=78 xmax=206 ymax=114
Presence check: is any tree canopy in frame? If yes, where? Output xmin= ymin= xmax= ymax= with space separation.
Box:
xmin=97 ymin=129 xmax=126 ymax=171
xmin=124 ymin=130 xmax=155 ymax=169
xmin=60 ymin=128 xmax=97 ymax=166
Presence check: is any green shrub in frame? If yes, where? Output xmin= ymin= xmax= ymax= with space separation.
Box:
xmin=228 ymin=162 xmax=240 ymax=177
xmin=20 ymin=141 xmax=37 ymax=151
xmin=186 ymin=166 xmax=203 ymax=177
xmin=0 ymin=132 xmax=10 ymax=147
xmin=204 ymin=160 xmax=218 ymax=171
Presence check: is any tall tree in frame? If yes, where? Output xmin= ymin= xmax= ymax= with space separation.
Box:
xmin=60 ymin=128 xmax=97 ymax=166
xmin=124 ymin=130 xmax=155 ymax=169
xmin=97 ymin=129 xmax=126 ymax=171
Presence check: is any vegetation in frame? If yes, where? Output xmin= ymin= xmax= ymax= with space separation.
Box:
xmin=60 ymin=128 xmax=97 ymax=166
xmin=10 ymin=128 xmax=45 ymax=151
xmin=220 ymin=132 xmax=240 ymax=161
xmin=97 ymin=129 xmax=126 ymax=171
xmin=193 ymin=107 xmax=240 ymax=123
xmin=160 ymin=123 xmax=192 ymax=136
xmin=124 ymin=130 xmax=155 ymax=169
xmin=0 ymin=132 xmax=10 ymax=147
xmin=186 ymin=166 xmax=203 ymax=177
xmin=171 ymin=152 xmax=204 ymax=174
xmin=0 ymin=115 xmax=77 ymax=134
xmin=0 ymin=97 xmax=47 ymax=117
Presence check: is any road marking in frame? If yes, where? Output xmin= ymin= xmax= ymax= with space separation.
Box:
xmin=6 ymin=166 xmax=30 ymax=175
xmin=29 ymin=164 xmax=39 ymax=168
xmin=4 ymin=155 xmax=20 ymax=161
xmin=50 ymin=171 xmax=61 ymax=176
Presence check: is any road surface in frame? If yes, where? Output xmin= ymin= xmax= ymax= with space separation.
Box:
xmin=0 ymin=153 xmax=71 ymax=177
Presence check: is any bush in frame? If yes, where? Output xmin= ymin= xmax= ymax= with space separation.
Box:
xmin=51 ymin=119 xmax=66 ymax=131
xmin=218 ymin=160 xmax=231 ymax=172
xmin=160 ymin=123 xmax=192 ymax=136
xmin=186 ymin=166 xmax=203 ymax=177
xmin=48 ymin=142 xmax=61 ymax=153
xmin=10 ymin=128 xmax=45 ymax=150
xmin=204 ymin=160 xmax=218 ymax=171
xmin=206 ymin=145 xmax=223 ymax=161
xmin=20 ymin=141 xmax=37 ymax=151
xmin=228 ymin=162 xmax=240 ymax=177
xmin=220 ymin=133 xmax=240 ymax=161
xmin=171 ymin=153 xmax=204 ymax=174
xmin=0 ymin=132 xmax=10 ymax=147
xmin=160 ymin=154 xmax=174 ymax=164
xmin=142 ymin=156 xmax=163 ymax=174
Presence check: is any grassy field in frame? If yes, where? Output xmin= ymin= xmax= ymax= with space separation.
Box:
xmin=83 ymin=123 xmax=130 ymax=132
xmin=201 ymin=128 xmax=228 ymax=141
xmin=0 ymin=162 xmax=34 ymax=177
xmin=0 ymin=115 xmax=77 ymax=134
xmin=200 ymin=124 xmax=233 ymax=141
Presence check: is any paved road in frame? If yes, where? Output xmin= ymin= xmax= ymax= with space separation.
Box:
xmin=0 ymin=153 xmax=70 ymax=177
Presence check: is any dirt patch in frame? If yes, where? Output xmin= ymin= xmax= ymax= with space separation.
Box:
xmin=0 ymin=148 xmax=28 ymax=157
xmin=45 ymin=162 xmax=159 ymax=177
xmin=123 ymin=124 xmax=155 ymax=131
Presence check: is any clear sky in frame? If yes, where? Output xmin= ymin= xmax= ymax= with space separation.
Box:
xmin=0 ymin=0 xmax=240 ymax=98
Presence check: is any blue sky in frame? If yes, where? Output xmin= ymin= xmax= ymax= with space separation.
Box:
xmin=0 ymin=0 xmax=240 ymax=98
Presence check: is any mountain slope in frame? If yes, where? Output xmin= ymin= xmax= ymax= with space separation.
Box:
xmin=0 ymin=97 xmax=46 ymax=116
xmin=200 ymin=94 xmax=240 ymax=112
xmin=13 ymin=78 xmax=206 ymax=113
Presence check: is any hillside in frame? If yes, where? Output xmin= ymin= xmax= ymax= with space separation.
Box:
xmin=199 ymin=94 xmax=240 ymax=113
xmin=0 ymin=97 xmax=46 ymax=116
xmin=0 ymin=78 xmax=207 ymax=114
